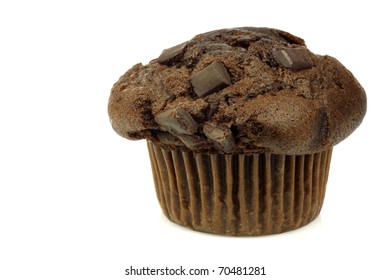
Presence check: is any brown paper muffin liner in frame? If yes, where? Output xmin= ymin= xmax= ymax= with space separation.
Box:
xmin=147 ymin=141 xmax=332 ymax=236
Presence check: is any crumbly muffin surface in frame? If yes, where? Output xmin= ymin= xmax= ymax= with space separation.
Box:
xmin=108 ymin=27 xmax=366 ymax=154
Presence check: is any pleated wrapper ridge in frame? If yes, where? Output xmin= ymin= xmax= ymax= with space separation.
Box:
xmin=147 ymin=141 xmax=332 ymax=236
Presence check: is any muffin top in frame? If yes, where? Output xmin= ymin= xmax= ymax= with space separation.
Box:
xmin=108 ymin=27 xmax=366 ymax=154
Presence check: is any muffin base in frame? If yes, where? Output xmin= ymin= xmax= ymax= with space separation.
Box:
xmin=147 ymin=141 xmax=332 ymax=236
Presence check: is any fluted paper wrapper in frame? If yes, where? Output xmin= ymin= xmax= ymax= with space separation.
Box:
xmin=147 ymin=141 xmax=332 ymax=236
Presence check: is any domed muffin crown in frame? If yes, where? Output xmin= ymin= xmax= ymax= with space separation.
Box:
xmin=108 ymin=27 xmax=366 ymax=154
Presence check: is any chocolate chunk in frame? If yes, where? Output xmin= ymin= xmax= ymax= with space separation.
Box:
xmin=157 ymin=132 xmax=178 ymax=145
xmin=234 ymin=36 xmax=253 ymax=49
xmin=203 ymin=123 xmax=235 ymax=153
xmin=272 ymin=48 xmax=312 ymax=70
xmin=155 ymin=108 xmax=198 ymax=135
xmin=276 ymin=30 xmax=305 ymax=45
xmin=178 ymin=135 xmax=209 ymax=149
xmin=157 ymin=42 xmax=187 ymax=64
xmin=190 ymin=61 xmax=232 ymax=97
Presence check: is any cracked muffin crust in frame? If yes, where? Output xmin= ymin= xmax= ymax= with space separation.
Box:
xmin=108 ymin=27 xmax=366 ymax=154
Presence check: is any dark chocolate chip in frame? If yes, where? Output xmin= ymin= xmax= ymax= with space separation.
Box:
xmin=276 ymin=30 xmax=305 ymax=45
xmin=157 ymin=132 xmax=177 ymax=145
xmin=178 ymin=135 xmax=209 ymax=149
xmin=203 ymin=123 xmax=235 ymax=153
xmin=190 ymin=61 xmax=232 ymax=97
xmin=157 ymin=42 xmax=188 ymax=64
xmin=234 ymin=36 xmax=253 ymax=49
xmin=155 ymin=108 xmax=198 ymax=135
xmin=272 ymin=48 xmax=312 ymax=70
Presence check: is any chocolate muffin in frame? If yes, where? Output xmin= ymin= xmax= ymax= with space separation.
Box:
xmin=108 ymin=27 xmax=366 ymax=236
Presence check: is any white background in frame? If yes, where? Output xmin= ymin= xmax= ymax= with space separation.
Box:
xmin=0 ymin=1 xmax=388 ymax=279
